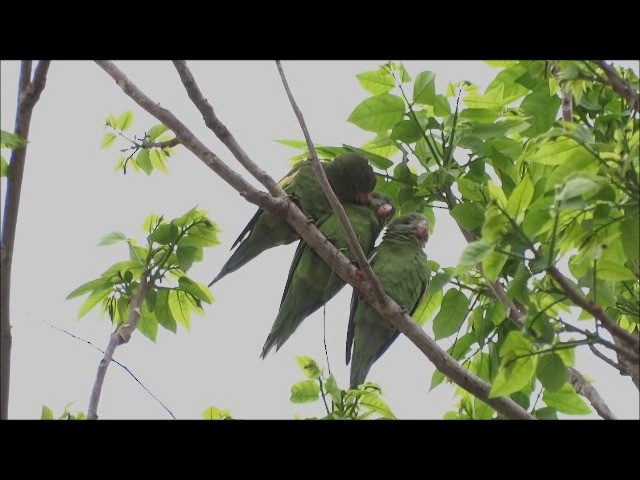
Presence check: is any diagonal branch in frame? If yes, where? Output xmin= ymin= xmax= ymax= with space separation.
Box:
xmin=1 ymin=60 xmax=51 ymax=420
xmin=595 ymin=60 xmax=640 ymax=112
xmin=96 ymin=60 xmax=533 ymax=420
xmin=567 ymin=367 xmax=617 ymax=420
xmin=172 ymin=60 xmax=285 ymax=198
xmin=87 ymin=274 xmax=150 ymax=419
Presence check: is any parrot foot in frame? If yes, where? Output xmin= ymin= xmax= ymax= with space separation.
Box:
xmin=305 ymin=215 xmax=316 ymax=225
xmin=354 ymin=267 xmax=368 ymax=283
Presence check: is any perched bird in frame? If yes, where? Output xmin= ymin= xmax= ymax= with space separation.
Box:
xmin=209 ymin=153 xmax=376 ymax=286
xmin=261 ymin=192 xmax=395 ymax=358
xmin=346 ymin=213 xmax=430 ymax=388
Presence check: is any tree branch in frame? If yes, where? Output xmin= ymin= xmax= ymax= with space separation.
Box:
xmin=567 ymin=367 xmax=617 ymax=420
xmin=140 ymin=137 xmax=180 ymax=149
xmin=1 ymin=60 xmax=51 ymax=420
xmin=95 ymin=60 xmax=533 ymax=420
xmin=172 ymin=60 xmax=286 ymax=198
xmin=87 ymin=274 xmax=150 ymax=419
xmin=595 ymin=60 xmax=640 ymax=112
xmin=614 ymin=335 xmax=640 ymax=391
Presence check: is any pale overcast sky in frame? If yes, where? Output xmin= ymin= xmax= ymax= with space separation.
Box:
xmin=1 ymin=60 xmax=638 ymax=419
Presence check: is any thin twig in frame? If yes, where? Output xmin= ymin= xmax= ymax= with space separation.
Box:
xmin=140 ymin=137 xmax=180 ymax=149
xmin=42 ymin=320 xmax=175 ymax=419
xmin=1 ymin=60 xmax=51 ymax=420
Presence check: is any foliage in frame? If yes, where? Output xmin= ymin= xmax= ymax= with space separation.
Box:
xmin=40 ymin=403 xmax=86 ymax=420
xmin=0 ymin=129 xmax=29 ymax=177
xmin=101 ymin=111 xmax=178 ymax=175
xmin=67 ymin=207 xmax=220 ymax=341
xmin=202 ymin=405 xmax=233 ymax=419
xmin=282 ymin=60 xmax=639 ymax=418
xmin=291 ymin=356 xmax=396 ymax=420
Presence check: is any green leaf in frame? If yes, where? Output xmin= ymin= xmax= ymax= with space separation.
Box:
xmin=180 ymin=223 xmax=220 ymax=248
xmin=430 ymin=369 xmax=447 ymax=391
xmin=556 ymin=176 xmax=602 ymax=202
xmin=150 ymin=149 xmax=169 ymax=174
xmin=433 ymin=289 xmax=469 ymax=340
xmin=77 ymin=287 xmax=112 ymax=319
xmin=390 ymin=121 xmax=422 ymax=144
xmin=413 ymin=71 xmax=436 ymax=105
xmin=459 ymin=108 xmax=499 ymax=123
xmin=155 ymin=289 xmax=177 ymax=333
xmin=66 ymin=277 xmax=111 ymax=300
xmin=324 ymin=374 xmax=340 ymax=403
xmin=413 ymin=289 xmax=443 ymax=326
xmin=137 ymin=303 xmax=158 ymax=342
xmin=136 ymin=149 xmax=153 ymax=176
xmin=543 ymin=383 xmax=591 ymax=415
xmin=534 ymin=407 xmax=558 ymax=420
xmin=482 ymin=246 xmax=510 ymax=282
xmin=520 ymin=89 xmax=562 ymax=136
xmin=98 ymin=231 xmax=127 ymax=246
xmin=620 ymin=215 xmax=640 ymax=262
xmin=458 ymin=240 xmax=494 ymax=267
xmin=433 ymin=95 xmax=451 ymax=117
xmin=594 ymin=260 xmax=636 ymax=281
xmin=536 ymin=353 xmax=566 ymax=392
xmin=178 ymin=277 xmax=213 ymax=304
xmin=168 ymin=290 xmax=191 ymax=331
xmin=176 ymin=245 xmax=201 ymax=271
xmin=347 ymin=94 xmax=406 ymax=133
xmin=100 ymin=132 xmax=117 ymax=149
xmin=290 ymin=379 xmax=320 ymax=403
xmin=0 ymin=156 xmax=8 ymax=177
xmin=358 ymin=392 xmax=396 ymax=419
xmin=501 ymin=331 xmax=535 ymax=358
xmin=506 ymin=175 xmax=534 ymax=224
xmin=356 ymin=70 xmax=395 ymax=95
xmin=116 ymin=110 xmax=134 ymax=131
xmin=528 ymin=137 xmax=593 ymax=166
xmin=1 ymin=129 xmax=27 ymax=149
xmin=202 ymin=406 xmax=231 ymax=420
xmin=481 ymin=206 xmax=510 ymax=244
xmin=142 ymin=213 xmax=160 ymax=233
xmin=451 ymin=202 xmax=485 ymax=231
xmin=342 ymin=144 xmax=394 ymax=170
xmin=41 ymin=405 xmax=54 ymax=420
xmin=149 ymin=223 xmax=180 ymax=245
xmin=296 ymin=356 xmax=321 ymax=378
xmin=489 ymin=356 xmax=537 ymax=398
xmin=147 ymin=124 xmax=168 ymax=141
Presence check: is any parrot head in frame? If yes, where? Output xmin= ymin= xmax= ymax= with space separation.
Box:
xmin=369 ymin=192 xmax=396 ymax=226
xmin=325 ymin=153 xmax=376 ymax=206
xmin=388 ymin=213 xmax=430 ymax=246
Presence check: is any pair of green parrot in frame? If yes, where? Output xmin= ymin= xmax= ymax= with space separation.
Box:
xmin=210 ymin=153 xmax=431 ymax=387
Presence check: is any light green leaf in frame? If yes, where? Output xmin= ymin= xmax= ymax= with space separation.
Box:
xmin=433 ymin=289 xmax=469 ymax=340
xmin=358 ymin=392 xmax=396 ymax=419
xmin=178 ymin=277 xmax=213 ymax=304
xmin=506 ymin=175 xmax=534 ymax=223
xmin=481 ymin=205 xmax=510 ymax=244
xmin=433 ymin=95 xmax=451 ymax=116
xmin=556 ymin=176 xmax=602 ymax=202
xmin=413 ymin=289 xmax=443 ymax=326
xmin=543 ymin=383 xmax=591 ymax=415
xmin=77 ymin=287 xmax=112 ymax=319
xmin=594 ymin=260 xmax=636 ymax=281
xmin=150 ymin=149 xmax=169 ymax=174
xmin=147 ymin=124 xmax=169 ymax=141
xmin=458 ymin=240 xmax=494 ymax=267
xmin=296 ymin=356 xmax=321 ymax=378
xmin=202 ymin=406 xmax=231 ymax=420
xmin=176 ymin=245 xmax=201 ymax=271
xmin=116 ymin=110 xmax=134 ymax=131
xmin=413 ymin=71 xmax=436 ymax=105
xmin=1 ymin=129 xmax=28 ymax=149
xmin=347 ymin=94 xmax=406 ymax=132
xmin=430 ymin=369 xmax=447 ymax=391
xmin=0 ymin=156 xmax=8 ymax=177
xmin=459 ymin=108 xmax=499 ymax=123
xmin=536 ymin=353 xmax=566 ymax=392
xmin=451 ymin=202 xmax=485 ymax=231
xmin=482 ymin=246 xmax=510 ymax=282
xmin=356 ymin=70 xmax=395 ymax=95
xmin=342 ymin=144 xmax=394 ymax=170
xmin=66 ymin=277 xmax=111 ymax=300
xmin=41 ymin=405 xmax=54 ymax=420
xmin=155 ymin=289 xmax=177 ymax=333
xmin=528 ymin=137 xmax=593 ymax=166
xmin=489 ymin=356 xmax=537 ymax=398
xmin=168 ymin=290 xmax=191 ymax=331
xmin=98 ymin=231 xmax=127 ymax=246
xmin=149 ymin=223 xmax=180 ymax=245
xmin=100 ymin=132 xmax=117 ymax=149
xmin=520 ymin=89 xmax=562 ymax=136
xmin=486 ymin=181 xmax=508 ymax=209
xmin=390 ymin=121 xmax=422 ymax=144
xmin=136 ymin=149 xmax=153 ymax=176
xmin=137 ymin=302 xmax=158 ymax=342
xmin=620 ymin=215 xmax=640 ymax=262
xmin=501 ymin=331 xmax=535 ymax=358
xmin=290 ymin=379 xmax=320 ymax=403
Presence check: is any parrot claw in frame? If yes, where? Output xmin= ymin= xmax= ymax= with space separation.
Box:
xmin=305 ymin=215 xmax=316 ymax=225
xmin=354 ymin=267 xmax=368 ymax=283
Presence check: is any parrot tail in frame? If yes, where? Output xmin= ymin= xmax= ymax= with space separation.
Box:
xmin=349 ymin=357 xmax=373 ymax=390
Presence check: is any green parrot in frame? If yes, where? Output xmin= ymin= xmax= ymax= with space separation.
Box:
xmin=346 ymin=213 xmax=430 ymax=388
xmin=261 ymin=192 xmax=396 ymax=358
xmin=209 ymin=153 xmax=376 ymax=286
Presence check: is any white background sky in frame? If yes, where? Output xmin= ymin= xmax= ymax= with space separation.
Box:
xmin=1 ymin=60 xmax=638 ymax=419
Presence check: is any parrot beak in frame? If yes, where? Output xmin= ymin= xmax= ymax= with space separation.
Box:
xmin=377 ymin=203 xmax=393 ymax=220
xmin=416 ymin=219 xmax=430 ymax=241
xmin=355 ymin=192 xmax=371 ymax=206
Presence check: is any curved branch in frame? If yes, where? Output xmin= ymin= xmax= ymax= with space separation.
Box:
xmin=567 ymin=367 xmax=617 ymax=420
xmin=1 ymin=60 xmax=51 ymax=420
xmin=95 ymin=60 xmax=533 ymax=420
xmin=595 ymin=60 xmax=640 ymax=112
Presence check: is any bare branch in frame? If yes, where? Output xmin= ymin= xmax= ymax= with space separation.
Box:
xmin=140 ymin=137 xmax=180 ymax=149
xmin=614 ymin=336 xmax=640 ymax=391
xmin=567 ymin=367 xmax=617 ymax=420
xmin=172 ymin=60 xmax=286 ymax=198
xmin=96 ymin=60 xmax=533 ymax=420
xmin=1 ymin=60 xmax=51 ymax=420
xmin=595 ymin=60 xmax=640 ymax=112
xmin=43 ymin=320 xmax=175 ymax=419
xmin=87 ymin=274 xmax=151 ymax=419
